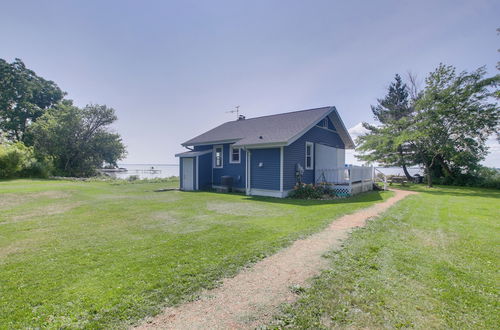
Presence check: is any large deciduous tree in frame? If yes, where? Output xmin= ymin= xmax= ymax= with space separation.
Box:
xmin=410 ymin=64 xmax=499 ymax=186
xmin=357 ymin=65 xmax=499 ymax=187
xmin=0 ymin=58 xmax=65 ymax=142
xmin=356 ymin=74 xmax=415 ymax=179
xmin=30 ymin=101 xmax=127 ymax=177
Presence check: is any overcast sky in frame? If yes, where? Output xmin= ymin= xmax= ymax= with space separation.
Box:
xmin=1 ymin=0 xmax=499 ymax=166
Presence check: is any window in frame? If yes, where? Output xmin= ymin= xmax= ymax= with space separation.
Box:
xmin=305 ymin=142 xmax=314 ymax=170
xmin=321 ymin=118 xmax=328 ymax=128
xmin=214 ymin=145 xmax=223 ymax=168
xmin=230 ymin=145 xmax=240 ymax=163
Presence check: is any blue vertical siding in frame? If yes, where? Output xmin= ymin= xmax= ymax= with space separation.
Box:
xmin=212 ymin=143 xmax=246 ymax=188
xmin=250 ymin=148 xmax=280 ymax=190
xmin=193 ymin=145 xmax=213 ymax=151
xmin=315 ymin=116 xmax=337 ymax=131
xmin=283 ymin=125 xmax=345 ymax=190
xmin=197 ymin=152 xmax=212 ymax=189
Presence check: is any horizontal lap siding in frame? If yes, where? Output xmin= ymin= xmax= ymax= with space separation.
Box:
xmin=212 ymin=143 xmax=246 ymax=188
xmin=283 ymin=126 xmax=345 ymax=190
xmin=250 ymin=148 xmax=280 ymax=190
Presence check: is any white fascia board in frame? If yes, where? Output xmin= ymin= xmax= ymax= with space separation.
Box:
xmin=175 ymin=149 xmax=212 ymax=157
xmin=181 ymin=139 xmax=240 ymax=147
xmin=329 ymin=107 xmax=355 ymax=149
xmin=234 ymin=142 xmax=287 ymax=149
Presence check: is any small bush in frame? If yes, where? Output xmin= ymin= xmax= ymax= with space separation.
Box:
xmin=127 ymin=175 xmax=140 ymax=181
xmin=288 ymin=183 xmax=333 ymax=199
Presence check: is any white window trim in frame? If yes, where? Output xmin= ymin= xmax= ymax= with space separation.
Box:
xmin=229 ymin=145 xmax=241 ymax=164
xmin=214 ymin=145 xmax=223 ymax=168
xmin=305 ymin=142 xmax=314 ymax=170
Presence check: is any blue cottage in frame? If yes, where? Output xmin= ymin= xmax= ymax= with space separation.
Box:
xmin=175 ymin=106 xmax=359 ymax=198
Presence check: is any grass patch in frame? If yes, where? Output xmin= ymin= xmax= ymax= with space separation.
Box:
xmin=270 ymin=185 xmax=500 ymax=329
xmin=0 ymin=179 xmax=392 ymax=328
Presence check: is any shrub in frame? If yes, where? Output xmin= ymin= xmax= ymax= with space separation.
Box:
xmin=433 ymin=166 xmax=500 ymax=189
xmin=0 ymin=141 xmax=52 ymax=179
xmin=127 ymin=175 xmax=140 ymax=181
xmin=288 ymin=183 xmax=332 ymax=199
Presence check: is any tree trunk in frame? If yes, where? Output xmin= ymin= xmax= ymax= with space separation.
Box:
xmin=402 ymin=163 xmax=412 ymax=181
xmin=398 ymin=146 xmax=413 ymax=180
xmin=425 ymin=163 xmax=433 ymax=187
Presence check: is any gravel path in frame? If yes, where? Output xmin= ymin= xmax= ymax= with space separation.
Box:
xmin=137 ymin=189 xmax=416 ymax=329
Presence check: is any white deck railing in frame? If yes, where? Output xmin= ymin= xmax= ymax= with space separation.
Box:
xmin=316 ymin=165 xmax=374 ymax=185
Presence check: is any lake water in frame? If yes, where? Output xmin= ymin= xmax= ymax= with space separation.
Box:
xmin=110 ymin=164 xmax=179 ymax=180
xmin=109 ymin=164 xmax=422 ymax=180
xmin=374 ymin=167 xmax=423 ymax=176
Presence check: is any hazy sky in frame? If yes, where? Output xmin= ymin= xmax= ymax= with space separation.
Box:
xmin=1 ymin=0 xmax=499 ymax=166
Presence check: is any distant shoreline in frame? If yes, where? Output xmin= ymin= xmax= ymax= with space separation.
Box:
xmin=118 ymin=163 xmax=178 ymax=166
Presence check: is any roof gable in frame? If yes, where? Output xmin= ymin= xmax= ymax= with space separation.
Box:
xmin=182 ymin=106 xmax=355 ymax=149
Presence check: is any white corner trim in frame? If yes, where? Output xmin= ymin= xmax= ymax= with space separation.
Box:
xmin=305 ymin=141 xmax=314 ymax=170
xmin=213 ymin=145 xmax=223 ymax=168
xmin=229 ymin=145 xmax=241 ymax=164
xmin=280 ymin=146 xmax=284 ymax=192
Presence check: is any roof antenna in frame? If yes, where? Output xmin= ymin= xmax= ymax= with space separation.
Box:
xmin=226 ymin=106 xmax=242 ymax=120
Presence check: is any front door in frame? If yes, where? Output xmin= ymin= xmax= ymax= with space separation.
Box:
xmin=182 ymin=158 xmax=194 ymax=190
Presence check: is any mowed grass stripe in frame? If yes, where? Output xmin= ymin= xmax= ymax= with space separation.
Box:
xmin=270 ymin=185 xmax=500 ymax=329
xmin=0 ymin=179 xmax=392 ymax=328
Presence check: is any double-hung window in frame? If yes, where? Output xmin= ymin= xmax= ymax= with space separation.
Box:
xmin=305 ymin=142 xmax=314 ymax=170
xmin=214 ymin=145 xmax=223 ymax=168
xmin=230 ymin=145 xmax=240 ymax=164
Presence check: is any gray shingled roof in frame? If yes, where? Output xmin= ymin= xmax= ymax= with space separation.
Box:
xmin=182 ymin=106 xmax=355 ymax=149
xmin=175 ymin=149 xmax=212 ymax=158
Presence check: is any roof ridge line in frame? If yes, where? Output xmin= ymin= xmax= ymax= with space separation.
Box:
xmin=221 ymin=106 xmax=333 ymax=123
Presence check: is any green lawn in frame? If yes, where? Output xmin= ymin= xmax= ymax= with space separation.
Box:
xmin=271 ymin=185 xmax=500 ymax=329
xmin=0 ymin=179 xmax=392 ymax=328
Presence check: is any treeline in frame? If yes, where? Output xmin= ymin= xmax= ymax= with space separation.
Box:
xmin=0 ymin=58 xmax=126 ymax=178
xmin=357 ymin=64 xmax=500 ymax=188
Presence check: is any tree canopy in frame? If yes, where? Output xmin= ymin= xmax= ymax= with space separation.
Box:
xmin=0 ymin=58 xmax=65 ymax=142
xmin=409 ymin=64 xmax=499 ymax=186
xmin=357 ymin=64 xmax=499 ymax=186
xmin=0 ymin=57 xmax=126 ymax=177
xmin=30 ymin=101 xmax=127 ymax=177
xmin=357 ymin=74 xmax=416 ymax=179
